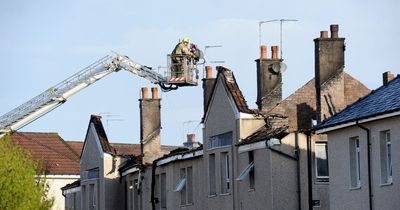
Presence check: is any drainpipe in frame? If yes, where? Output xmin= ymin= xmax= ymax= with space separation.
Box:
xmin=356 ymin=120 xmax=373 ymax=210
xmin=306 ymin=130 xmax=313 ymax=210
xmin=295 ymin=132 xmax=301 ymax=210
xmin=150 ymin=159 xmax=158 ymax=210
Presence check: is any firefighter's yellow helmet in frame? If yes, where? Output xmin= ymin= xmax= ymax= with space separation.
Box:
xmin=182 ymin=37 xmax=190 ymax=43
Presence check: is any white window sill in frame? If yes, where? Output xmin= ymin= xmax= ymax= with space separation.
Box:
xmin=219 ymin=192 xmax=231 ymax=196
xmin=349 ymin=186 xmax=361 ymax=191
xmin=180 ymin=203 xmax=194 ymax=207
xmin=208 ymin=194 xmax=217 ymax=198
xmin=380 ymin=182 xmax=393 ymax=187
xmin=248 ymin=188 xmax=255 ymax=192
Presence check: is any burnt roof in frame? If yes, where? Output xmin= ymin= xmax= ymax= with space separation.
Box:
xmin=236 ymin=125 xmax=289 ymax=146
xmin=11 ymin=132 xmax=80 ymax=175
xmin=216 ymin=66 xmax=253 ymax=114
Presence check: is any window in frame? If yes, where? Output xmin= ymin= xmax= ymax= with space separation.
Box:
xmin=155 ymin=173 xmax=166 ymax=209
xmin=128 ymin=180 xmax=133 ymax=210
xmin=207 ymin=132 xmax=233 ymax=149
xmin=89 ymin=184 xmax=97 ymax=210
xmin=161 ymin=173 xmax=166 ymax=208
xmin=187 ymin=167 xmax=193 ymax=203
xmin=315 ymin=142 xmax=329 ymax=182
xmin=349 ymin=137 xmax=361 ymax=187
xmin=221 ymin=152 xmax=230 ymax=194
xmin=154 ymin=175 xmax=160 ymax=209
xmin=133 ymin=179 xmax=139 ymax=210
xmin=380 ymin=130 xmax=392 ymax=184
xmin=236 ymin=151 xmax=255 ymax=190
xmin=209 ymin=154 xmax=216 ymax=195
xmin=86 ymin=167 xmax=100 ymax=180
xmin=82 ymin=185 xmax=87 ymax=210
xmin=175 ymin=167 xmax=193 ymax=205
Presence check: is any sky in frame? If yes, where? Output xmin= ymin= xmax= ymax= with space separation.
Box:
xmin=0 ymin=0 xmax=399 ymax=146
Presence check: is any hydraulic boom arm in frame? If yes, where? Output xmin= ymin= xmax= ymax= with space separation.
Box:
xmin=0 ymin=53 xmax=171 ymax=137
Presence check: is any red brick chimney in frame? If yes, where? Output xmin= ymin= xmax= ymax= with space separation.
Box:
xmin=383 ymin=71 xmax=394 ymax=85
xmin=256 ymin=45 xmax=283 ymax=111
xmin=139 ymin=87 xmax=163 ymax=164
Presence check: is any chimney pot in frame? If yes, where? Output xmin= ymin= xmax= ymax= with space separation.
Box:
xmin=151 ymin=87 xmax=158 ymax=99
xmin=187 ymin=134 xmax=196 ymax=143
xmin=205 ymin=66 xmax=213 ymax=79
xmin=141 ymin=87 xmax=148 ymax=99
xmin=383 ymin=71 xmax=394 ymax=85
xmin=260 ymin=45 xmax=267 ymax=59
xmin=320 ymin=31 xmax=328 ymax=38
xmin=271 ymin=46 xmax=279 ymax=59
xmin=330 ymin=24 xmax=339 ymax=38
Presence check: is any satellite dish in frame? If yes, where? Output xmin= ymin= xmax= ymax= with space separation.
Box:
xmin=271 ymin=62 xmax=287 ymax=74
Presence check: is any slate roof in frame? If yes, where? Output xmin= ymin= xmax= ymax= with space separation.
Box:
xmin=11 ymin=132 xmax=80 ymax=175
xmin=315 ymin=75 xmax=400 ymax=130
xmin=216 ymin=66 xmax=253 ymax=114
xmin=236 ymin=125 xmax=289 ymax=146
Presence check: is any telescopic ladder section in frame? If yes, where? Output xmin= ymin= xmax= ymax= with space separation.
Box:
xmin=0 ymin=54 xmax=169 ymax=136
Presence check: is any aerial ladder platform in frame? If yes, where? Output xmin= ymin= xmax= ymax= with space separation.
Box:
xmin=0 ymin=53 xmax=202 ymax=138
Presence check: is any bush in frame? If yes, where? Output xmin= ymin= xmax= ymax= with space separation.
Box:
xmin=0 ymin=134 xmax=54 ymax=210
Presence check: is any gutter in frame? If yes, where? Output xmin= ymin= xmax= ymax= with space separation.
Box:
xmin=356 ymin=121 xmax=373 ymax=210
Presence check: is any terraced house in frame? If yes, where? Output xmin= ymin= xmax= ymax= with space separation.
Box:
xmin=61 ymin=24 xmax=394 ymax=210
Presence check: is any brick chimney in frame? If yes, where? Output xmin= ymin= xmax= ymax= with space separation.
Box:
xmin=256 ymin=45 xmax=283 ymax=111
xmin=139 ymin=87 xmax=163 ymax=164
xmin=383 ymin=71 xmax=394 ymax=85
xmin=183 ymin=133 xmax=200 ymax=148
xmin=314 ymin=24 xmax=345 ymax=122
xmin=202 ymin=66 xmax=216 ymax=115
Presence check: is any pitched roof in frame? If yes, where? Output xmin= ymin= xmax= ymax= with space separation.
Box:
xmin=236 ymin=125 xmax=289 ymax=146
xmin=87 ymin=115 xmax=117 ymax=155
xmin=315 ymin=75 xmax=400 ymax=130
xmin=216 ymin=66 xmax=253 ymax=114
xmin=11 ymin=132 xmax=80 ymax=175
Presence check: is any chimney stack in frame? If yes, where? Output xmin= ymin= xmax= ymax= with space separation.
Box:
xmin=183 ymin=133 xmax=200 ymax=148
xmin=314 ymin=24 xmax=345 ymax=122
xmin=256 ymin=45 xmax=283 ymax=111
xmin=139 ymin=87 xmax=163 ymax=164
xmin=202 ymin=66 xmax=216 ymax=117
xmin=383 ymin=71 xmax=394 ymax=85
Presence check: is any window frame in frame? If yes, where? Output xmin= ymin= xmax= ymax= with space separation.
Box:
xmin=315 ymin=142 xmax=329 ymax=182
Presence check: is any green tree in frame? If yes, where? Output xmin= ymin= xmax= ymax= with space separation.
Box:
xmin=0 ymin=133 xmax=54 ymax=210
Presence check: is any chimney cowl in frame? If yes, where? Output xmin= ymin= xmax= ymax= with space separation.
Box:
xmin=271 ymin=46 xmax=279 ymax=60
xmin=260 ymin=45 xmax=267 ymax=59
xmin=151 ymin=87 xmax=158 ymax=99
xmin=141 ymin=87 xmax=148 ymax=99
xmin=205 ymin=66 xmax=213 ymax=79
xmin=320 ymin=31 xmax=328 ymax=38
xmin=330 ymin=24 xmax=339 ymax=38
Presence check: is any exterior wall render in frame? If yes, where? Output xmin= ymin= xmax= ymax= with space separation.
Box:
xmin=327 ymin=116 xmax=400 ymax=210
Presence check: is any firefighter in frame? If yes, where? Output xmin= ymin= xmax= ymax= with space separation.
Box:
xmin=171 ymin=37 xmax=195 ymax=80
